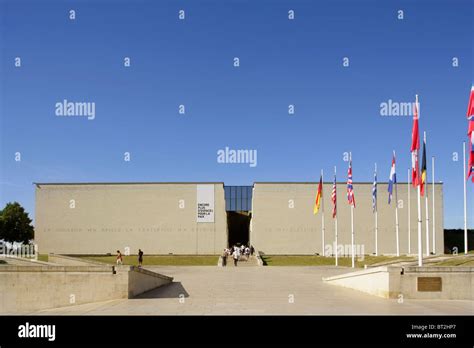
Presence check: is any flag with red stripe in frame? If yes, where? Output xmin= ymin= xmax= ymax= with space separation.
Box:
xmin=467 ymin=86 xmax=474 ymax=182
xmin=347 ymin=157 xmax=356 ymax=207
xmin=411 ymin=97 xmax=420 ymax=187
xmin=313 ymin=175 xmax=323 ymax=214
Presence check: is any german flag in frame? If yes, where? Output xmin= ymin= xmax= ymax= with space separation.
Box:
xmin=421 ymin=134 xmax=427 ymax=196
xmin=313 ymin=175 xmax=323 ymax=214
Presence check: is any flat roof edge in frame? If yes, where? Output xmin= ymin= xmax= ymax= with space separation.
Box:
xmin=33 ymin=182 xmax=225 ymax=186
xmin=32 ymin=181 xmax=444 ymax=186
xmin=254 ymin=181 xmax=444 ymax=185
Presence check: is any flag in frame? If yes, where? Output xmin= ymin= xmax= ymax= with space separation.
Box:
xmin=411 ymin=98 xmax=420 ymax=187
xmin=347 ymin=157 xmax=356 ymax=207
xmin=388 ymin=152 xmax=397 ymax=204
xmin=372 ymin=169 xmax=377 ymax=213
xmin=467 ymin=85 xmax=474 ymax=182
xmin=313 ymin=175 xmax=323 ymax=214
xmin=421 ymin=134 xmax=427 ymax=196
xmin=331 ymin=175 xmax=337 ymax=218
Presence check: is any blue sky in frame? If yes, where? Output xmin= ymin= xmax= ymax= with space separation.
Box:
xmin=0 ymin=0 xmax=473 ymax=227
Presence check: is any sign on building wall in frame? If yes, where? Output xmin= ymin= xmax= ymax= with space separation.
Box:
xmin=197 ymin=184 xmax=215 ymax=223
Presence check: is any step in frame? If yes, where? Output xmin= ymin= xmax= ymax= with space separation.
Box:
xmin=222 ymin=256 xmax=258 ymax=267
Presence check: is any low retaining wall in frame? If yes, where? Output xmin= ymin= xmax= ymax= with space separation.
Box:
xmin=398 ymin=267 xmax=474 ymax=300
xmin=323 ymin=266 xmax=474 ymax=300
xmin=255 ymin=250 xmax=264 ymax=266
xmin=0 ymin=264 xmax=173 ymax=313
xmin=128 ymin=266 xmax=173 ymax=297
xmin=323 ymin=266 xmax=395 ymax=298
xmin=48 ymin=254 xmax=107 ymax=266
xmin=0 ymin=256 xmax=54 ymax=266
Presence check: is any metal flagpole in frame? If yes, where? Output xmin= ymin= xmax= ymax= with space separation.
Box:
xmin=408 ymin=168 xmax=411 ymax=254
xmin=416 ymin=95 xmax=423 ymax=266
xmin=417 ymin=184 xmax=423 ymax=265
xmin=424 ymin=132 xmax=430 ymax=256
xmin=463 ymin=142 xmax=468 ymax=255
xmin=321 ymin=169 xmax=325 ymax=256
xmin=350 ymin=153 xmax=355 ymax=268
xmin=351 ymin=204 xmax=355 ymax=268
xmin=432 ymin=156 xmax=436 ymax=254
xmin=334 ymin=166 xmax=338 ymax=266
xmin=375 ymin=163 xmax=378 ymax=257
xmin=394 ymin=151 xmax=400 ymax=257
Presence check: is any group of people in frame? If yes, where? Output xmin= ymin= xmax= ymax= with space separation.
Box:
xmin=222 ymin=244 xmax=254 ymax=266
xmin=116 ymin=249 xmax=144 ymax=267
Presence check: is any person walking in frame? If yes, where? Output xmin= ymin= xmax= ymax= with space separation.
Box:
xmin=232 ymin=248 xmax=239 ymax=266
xmin=116 ymin=250 xmax=123 ymax=266
xmin=138 ymin=249 xmax=144 ymax=267
xmin=222 ymin=249 xmax=227 ymax=267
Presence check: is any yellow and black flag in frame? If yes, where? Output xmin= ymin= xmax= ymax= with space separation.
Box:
xmin=313 ymin=175 xmax=323 ymax=214
xmin=421 ymin=133 xmax=427 ymax=196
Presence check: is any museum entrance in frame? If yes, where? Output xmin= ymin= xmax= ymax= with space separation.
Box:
xmin=224 ymin=185 xmax=253 ymax=247
xmin=227 ymin=211 xmax=251 ymax=247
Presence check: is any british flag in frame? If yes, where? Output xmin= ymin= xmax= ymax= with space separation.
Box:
xmin=331 ymin=174 xmax=337 ymax=218
xmin=347 ymin=157 xmax=356 ymax=207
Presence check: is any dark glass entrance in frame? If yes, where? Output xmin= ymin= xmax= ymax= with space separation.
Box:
xmin=224 ymin=186 xmax=253 ymax=247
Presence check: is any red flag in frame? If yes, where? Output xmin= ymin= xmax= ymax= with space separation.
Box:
xmin=467 ymin=85 xmax=474 ymax=120
xmin=410 ymin=97 xmax=420 ymax=187
xmin=467 ymin=86 xmax=474 ymax=181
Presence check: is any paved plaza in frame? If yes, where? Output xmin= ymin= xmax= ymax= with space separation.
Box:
xmin=35 ymin=266 xmax=474 ymax=315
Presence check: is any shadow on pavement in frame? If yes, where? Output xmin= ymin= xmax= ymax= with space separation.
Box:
xmin=133 ymin=282 xmax=189 ymax=299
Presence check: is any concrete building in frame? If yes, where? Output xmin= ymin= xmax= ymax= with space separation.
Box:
xmin=251 ymin=182 xmax=444 ymax=256
xmin=35 ymin=183 xmax=227 ymax=255
xmin=35 ymin=181 xmax=444 ymax=255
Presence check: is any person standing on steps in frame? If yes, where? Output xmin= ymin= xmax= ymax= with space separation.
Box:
xmin=232 ymin=247 xmax=239 ymax=266
xmin=222 ymin=249 xmax=227 ymax=267
xmin=138 ymin=249 xmax=144 ymax=268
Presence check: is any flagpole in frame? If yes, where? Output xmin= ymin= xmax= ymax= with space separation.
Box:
xmin=321 ymin=169 xmax=325 ymax=257
xmin=351 ymin=204 xmax=355 ymax=268
xmin=432 ymin=156 xmax=436 ymax=254
xmin=394 ymin=151 xmax=400 ymax=257
xmin=350 ymin=152 xmax=355 ymax=268
xmin=408 ymin=168 xmax=411 ymax=254
xmin=375 ymin=163 xmax=378 ymax=257
xmin=416 ymin=95 xmax=423 ymax=266
xmin=463 ymin=141 xmax=468 ymax=255
xmin=424 ymin=132 xmax=430 ymax=256
xmin=334 ymin=166 xmax=338 ymax=266
xmin=417 ymin=183 xmax=422 ymax=266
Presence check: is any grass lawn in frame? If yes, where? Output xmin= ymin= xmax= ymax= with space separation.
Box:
xmin=79 ymin=255 xmax=219 ymax=266
xmin=433 ymin=257 xmax=474 ymax=267
xmin=260 ymin=255 xmax=415 ymax=268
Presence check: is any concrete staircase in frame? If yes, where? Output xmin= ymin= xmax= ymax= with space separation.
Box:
xmin=222 ymin=255 xmax=259 ymax=267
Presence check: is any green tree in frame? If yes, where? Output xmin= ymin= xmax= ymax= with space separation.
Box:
xmin=0 ymin=202 xmax=34 ymax=244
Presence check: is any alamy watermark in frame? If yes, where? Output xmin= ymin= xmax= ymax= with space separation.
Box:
xmin=325 ymin=242 xmax=365 ymax=261
xmin=380 ymin=99 xmax=419 ymax=117
xmin=55 ymin=99 xmax=95 ymax=120
xmin=217 ymin=147 xmax=257 ymax=168
xmin=0 ymin=243 xmax=37 ymax=260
